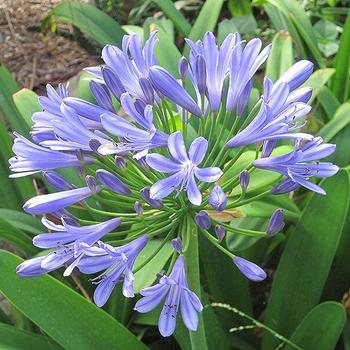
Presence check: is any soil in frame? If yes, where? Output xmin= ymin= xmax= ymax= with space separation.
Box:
xmin=0 ymin=0 xmax=100 ymax=92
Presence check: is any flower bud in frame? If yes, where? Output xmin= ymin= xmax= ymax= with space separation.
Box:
xmin=178 ymin=56 xmax=188 ymax=79
xmin=115 ymin=155 xmax=127 ymax=169
xmin=209 ymin=185 xmax=227 ymax=211
xmin=233 ymin=256 xmax=267 ymax=281
xmin=239 ymin=170 xmax=250 ymax=192
xmin=266 ymin=208 xmax=285 ymax=237
xmin=101 ymin=66 xmax=126 ymax=100
xmin=261 ymin=140 xmax=276 ymax=158
xmin=139 ymin=77 xmax=154 ymax=105
xmin=89 ymin=139 xmax=102 ymax=153
xmin=215 ymin=225 xmax=225 ymax=242
xmin=43 ymin=171 xmax=74 ymax=191
xmin=134 ymin=201 xmax=143 ymax=216
xmin=140 ymin=187 xmax=163 ymax=209
xmin=195 ymin=211 xmax=211 ymax=230
xmin=195 ymin=54 xmax=206 ymax=95
xmin=96 ymin=169 xmax=131 ymax=195
xmin=86 ymin=175 xmax=97 ymax=193
xmin=89 ymin=80 xmax=114 ymax=112
xmin=171 ymin=237 xmax=182 ymax=254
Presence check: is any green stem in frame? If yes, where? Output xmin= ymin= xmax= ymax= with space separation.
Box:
xmin=182 ymin=215 xmax=208 ymax=350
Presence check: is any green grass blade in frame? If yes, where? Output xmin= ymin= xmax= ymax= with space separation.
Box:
xmin=262 ymin=169 xmax=350 ymax=349
xmin=44 ymin=1 xmax=126 ymax=47
xmin=284 ymin=302 xmax=346 ymax=350
xmin=331 ymin=9 xmax=350 ymax=103
xmin=151 ymin=0 xmax=191 ymax=36
xmin=0 ymin=250 xmax=149 ymax=350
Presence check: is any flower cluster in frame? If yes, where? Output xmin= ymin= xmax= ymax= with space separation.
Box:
xmin=11 ymin=31 xmax=338 ymax=337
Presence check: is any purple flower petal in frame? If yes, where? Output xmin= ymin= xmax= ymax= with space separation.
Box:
xmin=194 ymin=167 xmax=222 ymax=183
xmin=96 ymin=169 xmax=131 ymax=195
xmin=188 ymin=137 xmax=208 ymax=165
xmin=146 ymin=153 xmax=182 ymax=173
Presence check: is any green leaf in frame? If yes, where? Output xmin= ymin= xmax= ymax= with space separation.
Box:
xmin=12 ymin=89 xmax=40 ymax=129
xmin=331 ymin=9 xmax=350 ymax=103
xmin=313 ymin=19 xmax=338 ymax=40
xmin=0 ymin=64 xmax=30 ymax=136
xmin=44 ymin=1 xmax=126 ymax=47
xmin=217 ymin=19 xmax=239 ymax=44
xmin=151 ymin=0 xmax=191 ymax=36
xmin=230 ymin=14 xmax=258 ymax=35
xmin=0 ymin=209 xmax=43 ymax=235
xmin=266 ymin=0 xmax=324 ymax=67
xmin=0 ymin=217 xmax=36 ymax=255
xmin=0 ymin=250 xmax=148 ymax=350
xmin=134 ymin=240 xmax=173 ymax=293
xmin=266 ymin=31 xmax=294 ymax=81
xmin=317 ymin=86 xmax=340 ymax=120
xmin=319 ymin=102 xmax=350 ymax=142
xmin=284 ymin=302 xmax=346 ymax=350
xmin=151 ymin=23 xmax=181 ymax=76
xmin=262 ymin=169 xmax=350 ymax=349
xmin=0 ymin=322 xmax=62 ymax=350
xmin=302 ymin=68 xmax=335 ymax=103
xmin=228 ymin=0 xmax=252 ymax=16
xmin=185 ymin=0 xmax=224 ymax=55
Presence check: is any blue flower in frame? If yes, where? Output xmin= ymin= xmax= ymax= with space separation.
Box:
xmin=185 ymin=32 xmax=240 ymax=112
xmin=78 ymin=236 xmax=148 ymax=306
xmin=17 ymin=218 xmax=122 ymax=277
xmin=134 ymin=256 xmax=203 ymax=337
xmin=208 ymin=185 xmax=227 ymax=211
xmin=266 ymin=208 xmax=285 ymax=237
xmin=149 ymin=66 xmax=202 ymax=116
xmin=23 ymin=184 xmax=100 ymax=215
xmin=233 ymin=256 xmax=267 ymax=282
xmin=195 ymin=210 xmax=211 ymax=229
xmin=99 ymin=93 xmax=168 ymax=159
xmin=40 ymin=103 xmax=110 ymax=152
xmin=146 ymin=131 xmax=222 ymax=205
xmin=96 ymin=169 xmax=131 ymax=195
xmin=86 ymin=32 xmax=158 ymax=103
xmin=227 ymin=38 xmax=271 ymax=114
xmin=9 ymin=132 xmax=92 ymax=177
xmin=226 ymin=61 xmax=314 ymax=148
xmin=253 ymin=137 xmax=339 ymax=195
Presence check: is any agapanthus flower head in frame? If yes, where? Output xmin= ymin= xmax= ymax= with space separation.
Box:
xmin=146 ymin=131 xmax=222 ymax=205
xmin=134 ymin=256 xmax=203 ymax=337
xmin=9 ymin=29 xmax=339 ymax=340
xmin=253 ymin=137 xmax=339 ymax=195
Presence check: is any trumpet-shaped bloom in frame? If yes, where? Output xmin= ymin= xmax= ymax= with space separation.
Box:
xmin=86 ymin=32 xmax=158 ymax=102
xmin=23 ymin=185 xmax=100 ymax=215
xmin=185 ymin=32 xmax=240 ymax=112
xmin=146 ymin=132 xmax=222 ymax=205
xmin=9 ymin=133 xmax=92 ymax=177
xmin=17 ymin=218 xmax=122 ymax=277
xmin=78 ymin=235 xmax=148 ymax=306
xmin=227 ymin=38 xmax=271 ymax=113
xmin=134 ymin=256 xmax=203 ymax=337
xmin=253 ymin=137 xmax=339 ymax=195
xmin=98 ymin=93 xmax=168 ymax=159
xmin=149 ymin=66 xmax=202 ymax=116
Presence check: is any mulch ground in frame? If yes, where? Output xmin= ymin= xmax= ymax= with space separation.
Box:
xmin=0 ymin=0 xmax=100 ymax=92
